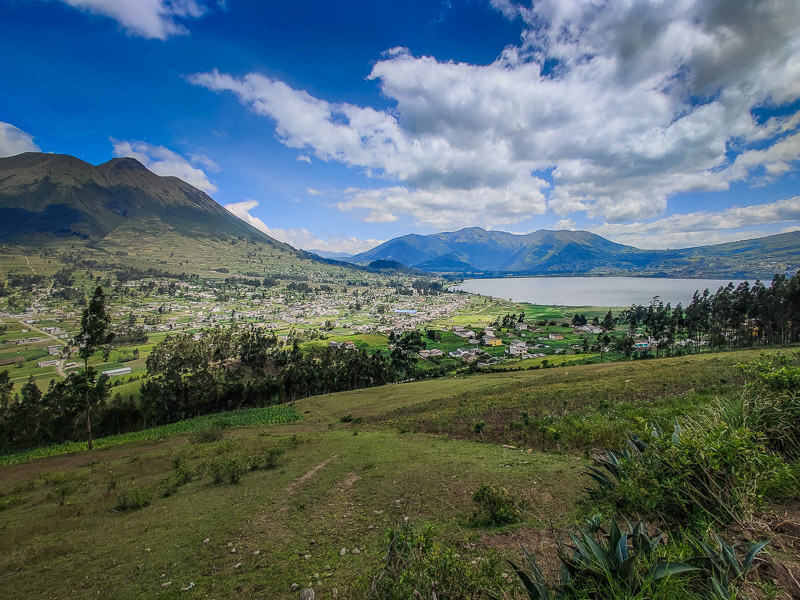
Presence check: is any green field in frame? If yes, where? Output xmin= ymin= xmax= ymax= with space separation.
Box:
xmin=3 ymin=347 xmax=795 ymax=599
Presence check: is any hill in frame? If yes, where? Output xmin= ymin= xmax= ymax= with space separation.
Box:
xmin=348 ymin=226 xmax=800 ymax=278
xmin=3 ymin=349 xmax=798 ymax=598
xmin=0 ymin=152 xmax=331 ymax=277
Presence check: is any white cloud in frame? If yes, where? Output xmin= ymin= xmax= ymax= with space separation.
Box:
xmin=191 ymin=0 xmax=800 ymax=228
xmin=224 ymin=199 xmax=382 ymax=254
xmin=593 ymin=197 xmax=800 ymax=249
xmin=0 ymin=122 xmax=41 ymax=157
xmin=306 ymin=187 xmax=324 ymax=196
xmin=59 ymin=0 xmax=211 ymax=40
xmin=111 ymin=139 xmax=217 ymax=194
xmin=296 ymin=154 xmax=312 ymax=164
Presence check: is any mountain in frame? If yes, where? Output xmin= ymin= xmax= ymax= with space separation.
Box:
xmin=307 ymin=249 xmax=354 ymax=260
xmin=0 ymin=152 xmax=322 ymax=275
xmin=348 ymin=227 xmax=800 ymax=279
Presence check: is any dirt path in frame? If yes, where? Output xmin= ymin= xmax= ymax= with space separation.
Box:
xmin=287 ymin=455 xmax=339 ymax=495
xmin=24 ymin=255 xmax=36 ymax=275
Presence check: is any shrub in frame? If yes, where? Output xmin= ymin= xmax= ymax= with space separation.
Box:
xmin=471 ymin=484 xmax=525 ymax=526
xmin=191 ymin=424 xmax=226 ymax=444
xmin=115 ymin=486 xmax=152 ymax=511
xmin=585 ymin=420 xmax=783 ymax=528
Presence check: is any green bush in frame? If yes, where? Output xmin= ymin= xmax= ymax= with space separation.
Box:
xmin=191 ymin=424 xmax=226 ymax=444
xmin=115 ymin=486 xmax=152 ymax=511
xmin=586 ymin=420 xmax=783 ymax=528
xmin=471 ymin=484 xmax=525 ymax=526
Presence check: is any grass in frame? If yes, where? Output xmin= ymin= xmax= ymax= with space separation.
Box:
xmin=0 ymin=405 xmax=302 ymax=465
xmin=0 ymin=346 xmax=795 ymax=599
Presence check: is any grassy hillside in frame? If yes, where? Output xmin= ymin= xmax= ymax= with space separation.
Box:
xmin=4 ymin=348 xmax=795 ymax=599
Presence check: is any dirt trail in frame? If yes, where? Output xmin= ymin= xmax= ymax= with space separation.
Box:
xmin=287 ymin=454 xmax=339 ymax=495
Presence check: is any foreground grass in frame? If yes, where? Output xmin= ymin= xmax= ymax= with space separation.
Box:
xmin=0 ymin=347 xmax=788 ymax=599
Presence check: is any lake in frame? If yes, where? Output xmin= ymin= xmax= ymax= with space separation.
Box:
xmin=451 ymin=277 xmax=749 ymax=307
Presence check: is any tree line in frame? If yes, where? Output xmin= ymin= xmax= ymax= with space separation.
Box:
xmin=618 ymin=272 xmax=800 ymax=356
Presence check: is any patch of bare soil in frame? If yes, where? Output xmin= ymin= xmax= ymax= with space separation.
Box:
xmin=481 ymin=526 xmax=562 ymax=585
xmin=287 ymin=455 xmax=339 ymax=495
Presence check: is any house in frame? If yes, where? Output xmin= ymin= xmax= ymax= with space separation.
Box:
xmin=634 ymin=340 xmax=649 ymax=348
xmin=506 ymin=340 xmax=528 ymax=356
xmin=482 ymin=336 xmax=502 ymax=347
xmin=38 ymin=359 xmax=59 ymax=368
xmin=419 ymin=349 xmax=444 ymax=358
xmin=47 ymin=345 xmax=62 ymax=356
xmin=548 ymin=333 xmax=564 ymax=341
xmin=515 ymin=322 xmax=528 ymax=331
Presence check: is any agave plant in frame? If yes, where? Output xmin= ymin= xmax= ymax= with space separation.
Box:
xmin=689 ymin=534 xmax=769 ymax=599
xmin=509 ymin=515 xmax=699 ymax=599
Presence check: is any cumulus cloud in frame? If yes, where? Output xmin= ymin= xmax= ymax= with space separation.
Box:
xmin=296 ymin=154 xmax=312 ymax=164
xmin=593 ymin=197 xmax=800 ymax=249
xmin=224 ymin=199 xmax=383 ymax=254
xmin=111 ymin=139 xmax=217 ymax=193
xmin=59 ymin=0 xmax=212 ymax=40
xmin=191 ymin=0 xmax=800 ymax=229
xmin=0 ymin=122 xmax=40 ymax=157
xmin=306 ymin=187 xmax=324 ymax=196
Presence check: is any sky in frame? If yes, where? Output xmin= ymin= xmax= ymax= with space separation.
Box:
xmin=1 ymin=0 xmax=799 ymax=255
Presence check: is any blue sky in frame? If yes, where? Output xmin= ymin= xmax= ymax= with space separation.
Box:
xmin=1 ymin=0 xmax=799 ymax=254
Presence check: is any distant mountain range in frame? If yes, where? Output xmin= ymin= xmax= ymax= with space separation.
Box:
xmin=307 ymin=249 xmax=355 ymax=260
xmin=1 ymin=152 xmax=797 ymax=280
xmin=346 ymin=227 xmax=800 ymax=279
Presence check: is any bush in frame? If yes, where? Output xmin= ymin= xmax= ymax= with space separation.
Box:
xmin=115 ymin=486 xmax=152 ymax=511
xmin=471 ymin=484 xmax=525 ymax=526
xmin=191 ymin=424 xmax=226 ymax=444
xmin=207 ymin=455 xmax=244 ymax=484
xmin=586 ymin=420 xmax=783 ymax=528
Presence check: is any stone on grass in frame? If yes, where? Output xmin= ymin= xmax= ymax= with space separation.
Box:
xmin=339 ymin=548 xmax=347 ymax=556
xmin=299 ymin=588 xmax=315 ymax=600
xmin=351 ymin=548 xmax=361 ymax=555
xmin=161 ymin=582 xmax=172 ymax=589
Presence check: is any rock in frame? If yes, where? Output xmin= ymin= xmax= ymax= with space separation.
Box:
xmin=253 ymin=550 xmax=261 ymax=556
xmin=290 ymin=583 xmax=299 ymax=591
xmin=325 ymin=565 xmax=331 ymax=571
xmin=230 ymin=548 xmax=236 ymax=554
xmin=203 ymin=538 xmax=210 ymax=544
xmin=339 ymin=548 xmax=347 ymax=556
xmin=160 ymin=574 xmax=166 ymax=578
xmin=313 ymin=573 xmax=319 ymax=579
xmin=137 ymin=564 xmax=143 ymax=570
xmin=526 ymin=448 xmax=533 ymax=454
xmin=299 ymin=588 xmax=315 ymax=600
xmin=351 ymin=548 xmax=361 ymax=555
xmin=161 ymin=582 xmax=172 ymax=588
xmin=227 ymin=542 xmax=233 ymax=547
xmin=368 ymin=524 xmax=375 ymax=530
xmin=501 ymin=572 xmax=509 ymax=579
xmin=234 ymin=563 xmax=242 ymax=569
xmin=502 ymin=444 xmax=516 ymax=450
xmin=180 ymin=582 xmax=195 ymax=591
xmin=145 ymin=548 xmax=151 ymax=552
xmin=304 ymin=554 xmax=312 ymax=560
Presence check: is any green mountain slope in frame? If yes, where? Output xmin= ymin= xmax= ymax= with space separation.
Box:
xmin=0 ymin=152 xmax=325 ymax=276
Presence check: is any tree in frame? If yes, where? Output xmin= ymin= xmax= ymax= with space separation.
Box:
xmin=74 ymin=286 xmax=113 ymax=449
xmin=601 ymin=309 xmax=615 ymax=331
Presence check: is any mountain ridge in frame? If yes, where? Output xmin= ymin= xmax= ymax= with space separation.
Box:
xmin=348 ymin=227 xmax=800 ymax=279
